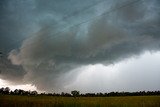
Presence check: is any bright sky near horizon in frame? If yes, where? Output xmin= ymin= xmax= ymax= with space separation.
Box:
xmin=1 ymin=51 xmax=160 ymax=93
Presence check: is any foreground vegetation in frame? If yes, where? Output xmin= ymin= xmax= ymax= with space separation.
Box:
xmin=1 ymin=87 xmax=160 ymax=107
xmin=0 ymin=95 xmax=160 ymax=107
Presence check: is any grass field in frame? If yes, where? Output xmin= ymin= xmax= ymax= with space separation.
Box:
xmin=0 ymin=95 xmax=160 ymax=107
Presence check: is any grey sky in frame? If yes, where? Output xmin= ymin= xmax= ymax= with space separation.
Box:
xmin=64 ymin=51 xmax=160 ymax=93
xmin=0 ymin=0 xmax=160 ymax=92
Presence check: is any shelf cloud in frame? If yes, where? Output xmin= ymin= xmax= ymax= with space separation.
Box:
xmin=0 ymin=0 xmax=159 ymax=92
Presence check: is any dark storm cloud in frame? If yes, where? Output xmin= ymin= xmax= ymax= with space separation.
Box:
xmin=0 ymin=0 xmax=160 ymax=91
xmin=0 ymin=0 xmax=36 ymax=52
xmin=0 ymin=57 xmax=26 ymax=84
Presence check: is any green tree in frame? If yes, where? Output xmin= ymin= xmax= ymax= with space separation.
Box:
xmin=71 ymin=90 xmax=79 ymax=97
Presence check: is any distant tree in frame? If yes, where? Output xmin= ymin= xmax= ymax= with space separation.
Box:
xmin=14 ymin=89 xmax=19 ymax=95
xmin=61 ymin=92 xmax=71 ymax=97
xmin=61 ymin=92 xmax=65 ymax=96
xmin=18 ymin=89 xmax=25 ymax=95
xmin=96 ymin=93 xmax=103 ymax=97
xmin=31 ymin=91 xmax=38 ymax=95
xmin=71 ymin=90 xmax=79 ymax=97
xmin=85 ymin=93 xmax=96 ymax=97
xmin=65 ymin=93 xmax=72 ymax=97
xmin=23 ymin=91 xmax=30 ymax=95
xmin=1 ymin=86 xmax=160 ymax=97
xmin=4 ymin=87 xmax=10 ymax=94
xmin=40 ymin=92 xmax=46 ymax=95
xmin=10 ymin=91 xmax=14 ymax=95
xmin=47 ymin=93 xmax=53 ymax=96
xmin=0 ymin=87 xmax=4 ymax=94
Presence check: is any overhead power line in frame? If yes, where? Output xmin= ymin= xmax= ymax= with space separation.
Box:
xmin=7 ymin=0 xmax=142 ymax=53
xmin=6 ymin=0 xmax=107 ymax=49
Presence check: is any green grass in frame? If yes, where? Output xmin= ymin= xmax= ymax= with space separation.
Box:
xmin=0 ymin=95 xmax=160 ymax=107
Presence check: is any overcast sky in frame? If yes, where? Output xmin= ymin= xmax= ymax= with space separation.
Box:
xmin=0 ymin=0 xmax=160 ymax=93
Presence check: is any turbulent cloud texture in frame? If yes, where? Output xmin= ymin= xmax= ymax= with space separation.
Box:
xmin=0 ymin=0 xmax=160 ymax=91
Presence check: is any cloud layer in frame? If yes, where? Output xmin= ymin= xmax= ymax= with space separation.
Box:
xmin=0 ymin=0 xmax=160 ymax=92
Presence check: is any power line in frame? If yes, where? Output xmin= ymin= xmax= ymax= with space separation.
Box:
xmin=8 ymin=0 xmax=142 ymax=53
xmin=6 ymin=0 xmax=107 ymax=49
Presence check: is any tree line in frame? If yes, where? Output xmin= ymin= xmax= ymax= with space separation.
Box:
xmin=0 ymin=87 xmax=160 ymax=97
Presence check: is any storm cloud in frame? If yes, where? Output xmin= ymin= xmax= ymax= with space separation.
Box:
xmin=0 ymin=0 xmax=160 ymax=92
